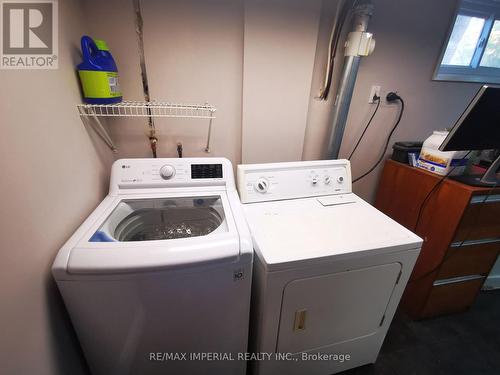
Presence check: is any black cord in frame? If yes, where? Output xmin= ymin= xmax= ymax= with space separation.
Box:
xmin=348 ymin=96 xmax=381 ymax=161
xmin=352 ymin=96 xmax=405 ymax=183
xmin=409 ymin=174 xmax=497 ymax=285
xmin=413 ymin=151 xmax=472 ymax=233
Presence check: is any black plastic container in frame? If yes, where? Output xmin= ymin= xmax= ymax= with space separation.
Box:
xmin=391 ymin=141 xmax=423 ymax=164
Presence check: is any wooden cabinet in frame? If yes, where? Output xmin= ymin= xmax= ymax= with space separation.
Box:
xmin=437 ymin=242 xmax=499 ymax=280
xmin=375 ymin=160 xmax=500 ymax=319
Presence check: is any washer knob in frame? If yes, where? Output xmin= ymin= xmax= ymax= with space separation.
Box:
xmin=337 ymin=176 xmax=345 ymax=183
xmin=312 ymin=175 xmax=319 ymax=185
xmin=324 ymin=176 xmax=331 ymax=185
xmin=160 ymin=165 xmax=176 ymax=180
xmin=255 ymin=178 xmax=269 ymax=193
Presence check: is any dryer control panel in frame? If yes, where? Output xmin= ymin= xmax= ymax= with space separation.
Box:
xmin=237 ymin=160 xmax=352 ymax=203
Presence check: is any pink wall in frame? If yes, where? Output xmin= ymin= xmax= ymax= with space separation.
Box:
xmin=0 ymin=1 xmax=114 ymax=374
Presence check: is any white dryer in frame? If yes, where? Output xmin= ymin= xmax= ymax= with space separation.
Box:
xmin=52 ymin=158 xmax=253 ymax=375
xmin=237 ymin=160 xmax=422 ymax=375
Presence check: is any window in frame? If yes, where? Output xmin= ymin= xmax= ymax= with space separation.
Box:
xmin=434 ymin=0 xmax=500 ymax=84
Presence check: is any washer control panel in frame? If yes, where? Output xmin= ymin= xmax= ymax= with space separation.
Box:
xmin=237 ymin=160 xmax=352 ymax=203
xmin=110 ymin=158 xmax=233 ymax=191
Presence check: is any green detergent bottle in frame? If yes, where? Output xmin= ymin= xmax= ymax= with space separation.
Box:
xmin=78 ymin=36 xmax=122 ymax=104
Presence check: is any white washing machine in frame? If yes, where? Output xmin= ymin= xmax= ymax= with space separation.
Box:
xmin=52 ymin=158 xmax=253 ymax=375
xmin=237 ymin=160 xmax=422 ymax=375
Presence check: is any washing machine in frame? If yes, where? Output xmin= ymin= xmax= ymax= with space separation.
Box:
xmin=52 ymin=158 xmax=253 ymax=375
xmin=237 ymin=160 xmax=422 ymax=375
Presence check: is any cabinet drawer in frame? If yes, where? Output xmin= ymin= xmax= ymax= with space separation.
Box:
xmin=454 ymin=199 xmax=500 ymax=241
xmin=421 ymin=276 xmax=484 ymax=318
xmin=437 ymin=240 xmax=500 ymax=280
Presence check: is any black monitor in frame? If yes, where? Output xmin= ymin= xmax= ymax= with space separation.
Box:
xmin=439 ymin=85 xmax=500 ymax=187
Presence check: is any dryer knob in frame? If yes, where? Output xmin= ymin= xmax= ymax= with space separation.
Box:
xmin=160 ymin=165 xmax=176 ymax=180
xmin=255 ymin=178 xmax=269 ymax=193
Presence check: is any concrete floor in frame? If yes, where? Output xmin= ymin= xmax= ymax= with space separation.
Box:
xmin=342 ymin=290 xmax=500 ymax=375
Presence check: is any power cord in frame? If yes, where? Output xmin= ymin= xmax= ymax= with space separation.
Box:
xmin=413 ymin=151 xmax=472 ymax=233
xmin=409 ymin=174 xmax=497 ymax=285
xmin=348 ymin=94 xmax=381 ymax=160
xmin=352 ymin=92 xmax=404 ymax=183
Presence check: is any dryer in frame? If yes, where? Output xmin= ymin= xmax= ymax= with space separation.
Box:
xmin=237 ymin=160 xmax=422 ymax=375
xmin=53 ymin=158 xmax=253 ymax=375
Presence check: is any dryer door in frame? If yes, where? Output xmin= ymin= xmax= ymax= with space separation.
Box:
xmin=276 ymin=263 xmax=401 ymax=353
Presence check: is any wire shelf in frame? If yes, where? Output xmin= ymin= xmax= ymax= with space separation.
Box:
xmin=77 ymin=101 xmax=216 ymax=119
xmin=77 ymin=101 xmax=216 ymax=153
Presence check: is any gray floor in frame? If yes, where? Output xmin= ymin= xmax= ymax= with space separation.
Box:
xmin=341 ymin=290 xmax=500 ymax=375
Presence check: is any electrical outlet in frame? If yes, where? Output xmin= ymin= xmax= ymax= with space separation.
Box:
xmin=368 ymin=85 xmax=381 ymax=103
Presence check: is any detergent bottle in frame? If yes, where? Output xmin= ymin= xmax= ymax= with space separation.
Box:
xmin=77 ymin=36 xmax=122 ymax=104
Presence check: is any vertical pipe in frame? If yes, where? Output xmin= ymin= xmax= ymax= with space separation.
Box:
xmin=325 ymin=2 xmax=374 ymax=159
xmin=325 ymin=56 xmax=361 ymax=159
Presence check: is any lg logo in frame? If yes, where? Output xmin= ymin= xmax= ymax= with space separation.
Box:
xmin=1 ymin=0 xmax=58 ymax=69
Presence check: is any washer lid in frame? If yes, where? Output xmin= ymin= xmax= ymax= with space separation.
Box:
xmin=242 ymin=194 xmax=422 ymax=271
xmin=67 ymin=193 xmax=240 ymax=274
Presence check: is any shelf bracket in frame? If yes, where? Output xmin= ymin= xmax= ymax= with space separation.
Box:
xmin=89 ymin=109 xmax=118 ymax=153
xmin=79 ymin=106 xmax=118 ymax=153
xmin=205 ymin=115 xmax=214 ymax=153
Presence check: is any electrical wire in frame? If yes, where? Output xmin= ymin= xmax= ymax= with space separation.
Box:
xmin=319 ymin=0 xmax=343 ymax=99
xmin=409 ymin=173 xmax=497 ymax=285
xmin=319 ymin=0 xmax=358 ymax=99
xmin=348 ymin=96 xmax=381 ymax=161
xmin=352 ymin=96 xmax=405 ymax=183
xmin=413 ymin=151 xmax=472 ymax=233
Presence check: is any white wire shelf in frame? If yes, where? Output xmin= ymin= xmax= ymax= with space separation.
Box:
xmin=78 ymin=101 xmax=216 ymax=153
xmin=77 ymin=101 xmax=216 ymax=119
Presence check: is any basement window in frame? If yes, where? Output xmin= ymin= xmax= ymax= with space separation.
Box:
xmin=434 ymin=0 xmax=500 ymax=84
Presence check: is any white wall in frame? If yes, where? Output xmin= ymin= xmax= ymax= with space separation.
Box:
xmin=242 ymin=0 xmax=321 ymax=163
xmin=84 ymin=0 xmax=323 ymax=166
xmin=85 ymin=0 xmax=245 ymax=163
xmin=143 ymin=0 xmax=245 ymax=162
xmin=303 ymin=0 xmax=481 ymax=201
xmin=0 ymin=1 xmax=114 ymax=374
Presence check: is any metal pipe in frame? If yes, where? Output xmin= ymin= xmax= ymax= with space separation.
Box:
xmin=325 ymin=56 xmax=361 ymax=159
xmin=325 ymin=1 xmax=374 ymax=159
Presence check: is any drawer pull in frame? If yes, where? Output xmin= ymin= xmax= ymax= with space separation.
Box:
xmin=433 ymin=275 xmax=484 ymax=286
xmin=450 ymin=237 xmax=500 ymax=247
xmin=470 ymin=194 xmax=500 ymax=204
